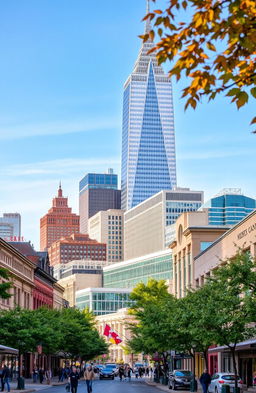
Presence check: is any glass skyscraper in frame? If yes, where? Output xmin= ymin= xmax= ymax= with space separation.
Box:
xmin=121 ymin=2 xmax=177 ymax=210
xmin=201 ymin=189 xmax=256 ymax=226
xmin=79 ymin=169 xmax=121 ymax=233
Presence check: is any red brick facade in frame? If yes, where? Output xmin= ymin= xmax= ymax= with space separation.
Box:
xmin=48 ymin=233 xmax=107 ymax=266
xmin=33 ymin=277 xmax=54 ymax=309
xmin=40 ymin=184 xmax=80 ymax=251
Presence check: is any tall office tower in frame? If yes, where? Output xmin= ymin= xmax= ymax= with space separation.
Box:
xmin=0 ymin=213 xmax=21 ymax=239
xmin=201 ymin=188 xmax=256 ymax=226
xmin=79 ymin=169 xmax=121 ymax=233
xmin=121 ymin=0 xmax=177 ymax=211
xmin=40 ymin=184 xmax=80 ymax=251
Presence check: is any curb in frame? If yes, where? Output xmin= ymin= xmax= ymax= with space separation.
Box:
xmin=145 ymin=380 xmax=170 ymax=392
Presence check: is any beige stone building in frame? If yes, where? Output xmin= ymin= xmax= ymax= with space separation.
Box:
xmin=124 ymin=189 xmax=203 ymax=260
xmin=53 ymin=282 xmax=65 ymax=309
xmin=88 ymin=209 xmax=124 ymax=263
xmin=54 ymin=259 xmax=104 ymax=307
xmin=0 ymin=238 xmax=35 ymax=310
xmin=96 ymin=308 xmax=141 ymax=364
xmin=58 ymin=272 xmax=102 ymax=307
xmin=169 ymin=211 xmax=229 ymax=298
xmin=194 ymin=209 xmax=256 ymax=286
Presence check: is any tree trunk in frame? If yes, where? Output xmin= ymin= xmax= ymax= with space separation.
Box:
xmin=230 ymin=347 xmax=238 ymax=389
xmin=203 ymin=350 xmax=209 ymax=371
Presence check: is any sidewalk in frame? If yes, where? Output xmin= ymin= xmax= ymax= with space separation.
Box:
xmin=8 ymin=376 xmax=67 ymax=393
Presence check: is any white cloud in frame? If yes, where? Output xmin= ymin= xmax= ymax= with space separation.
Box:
xmin=178 ymin=148 xmax=255 ymax=160
xmin=2 ymin=157 xmax=120 ymax=177
xmin=0 ymin=117 xmax=120 ymax=140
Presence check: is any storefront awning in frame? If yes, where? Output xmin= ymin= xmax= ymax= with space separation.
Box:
xmin=209 ymin=339 xmax=256 ymax=353
xmin=0 ymin=345 xmax=19 ymax=355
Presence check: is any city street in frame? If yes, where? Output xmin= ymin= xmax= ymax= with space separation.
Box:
xmin=38 ymin=379 xmax=163 ymax=393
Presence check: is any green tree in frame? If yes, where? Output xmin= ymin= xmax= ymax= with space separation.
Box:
xmin=191 ymin=251 xmax=256 ymax=387
xmin=0 ymin=307 xmax=108 ymax=368
xmin=173 ymin=292 xmax=216 ymax=375
xmin=57 ymin=308 xmax=108 ymax=361
xmin=143 ymin=0 xmax=256 ymax=131
xmin=128 ymin=279 xmax=178 ymax=374
xmin=0 ymin=268 xmax=12 ymax=299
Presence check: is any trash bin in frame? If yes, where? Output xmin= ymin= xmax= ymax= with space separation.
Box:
xmin=221 ymin=385 xmax=230 ymax=393
xmin=190 ymin=379 xmax=198 ymax=392
xmin=17 ymin=376 xmax=25 ymax=390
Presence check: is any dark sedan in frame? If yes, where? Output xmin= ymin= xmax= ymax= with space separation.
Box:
xmin=168 ymin=370 xmax=194 ymax=390
xmin=99 ymin=366 xmax=115 ymax=380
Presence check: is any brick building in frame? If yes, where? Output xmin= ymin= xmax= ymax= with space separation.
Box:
xmin=40 ymin=184 xmax=80 ymax=251
xmin=0 ymin=238 xmax=35 ymax=311
xmin=48 ymin=233 xmax=107 ymax=266
xmin=9 ymin=242 xmax=57 ymax=309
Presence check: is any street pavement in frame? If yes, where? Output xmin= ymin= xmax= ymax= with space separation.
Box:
xmin=25 ymin=378 xmax=170 ymax=393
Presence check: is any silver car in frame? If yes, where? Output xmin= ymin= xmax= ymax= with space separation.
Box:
xmin=208 ymin=372 xmax=243 ymax=393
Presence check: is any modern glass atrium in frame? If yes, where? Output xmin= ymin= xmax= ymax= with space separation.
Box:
xmin=103 ymin=251 xmax=172 ymax=289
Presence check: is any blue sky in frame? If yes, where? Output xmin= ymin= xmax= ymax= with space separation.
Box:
xmin=0 ymin=0 xmax=255 ymax=249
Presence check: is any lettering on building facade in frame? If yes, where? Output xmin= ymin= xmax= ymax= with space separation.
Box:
xmin=237 ymin=223 xmax=256 ymax=240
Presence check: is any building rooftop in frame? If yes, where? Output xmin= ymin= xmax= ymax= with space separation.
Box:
xmin=103 ymin=249 xmax=171 ymax=272
xmin=194 ymin=209 xmax=256 ymax=260
xmin=76 ymin=287 xmax=132 ymax=295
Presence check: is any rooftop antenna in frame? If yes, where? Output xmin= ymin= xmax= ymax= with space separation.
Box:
xmin=145 ymin=0 xmax=151 ymax=34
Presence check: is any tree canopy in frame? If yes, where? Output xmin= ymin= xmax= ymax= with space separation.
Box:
xmin=128 ymin=252 xmax=256 ymax=378
xmin=0 ymin=307 xmax=108 ymax=361
xmin=143 ymin=0 xmax=256 ymax=131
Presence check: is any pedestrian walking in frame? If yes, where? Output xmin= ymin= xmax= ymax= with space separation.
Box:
xmin=45 ymin=369 xmax=52 ymax=385
xmin=84 ymin=365 xmax=95 ymax=393
xmin=32 ymin=368 xmax=38 ymax=383
xmin=139 ymin=367 xmax=143 ymax=378
xmin=119 ymin=366 xmax=124 ymax=381
xmin=2 ymin=365 xmax=10 ymax=393
xmin=0 ymin=367 xmax=4 ymax=392
xmin=69 ymin=366 xmax=80 ymax=393
xmin=134 ymin=367 xmax=139 ymax=379
xmin=127 ymin=367 xmax=132 ymax=382
xmin=39 ymin=368 xmax=44 ymax=384
xmin=200 ymin=369 xmax=211 ymax=393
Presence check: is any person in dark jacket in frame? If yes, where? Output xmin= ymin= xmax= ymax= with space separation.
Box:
xmin=2 ymin=365 xmax=10 ymax=393
xmin=0 ymin=368 xmax=4 ymax=392
xmin=69 ymin=366 xmax=80 ymax=393
xmin=39 ymin=368 xmax=44 ymax=384
xmin=118 ymin=366 xmax=124 ymax=381
xmin=200 ymin=369 xmax=212 ymax=393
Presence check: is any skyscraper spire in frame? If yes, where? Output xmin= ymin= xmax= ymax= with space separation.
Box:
xmin=121 ymin=0 xmax=177 ymax=211
xmin=58 ymin=181 xmax=63 ymax=197
xmin=145 ymin=0 xmax=151 ymax=34
xmin=146 ymin=0 xmax=150 ymax=14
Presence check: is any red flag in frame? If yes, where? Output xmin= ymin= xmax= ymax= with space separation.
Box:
xmin=110 ymin=331 xmax=122 ymax=345
xmin=103 ymin=324 xmax=122 ymax=344
xmin=103 ymin=324 xmax=111 ymax=337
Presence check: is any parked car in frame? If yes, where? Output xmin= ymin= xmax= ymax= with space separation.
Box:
xmin=105 ymin=363 xmax=119 ymax=376
xmin=94 ymin=364 xmax=104 ymax=373
xmin=168 ymin=370 xmax=194 ymax=390
xmin=208 ymin=373 xmax=243 ymax=393
xmin=99 ymin=366 xmax=116 ymax=380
